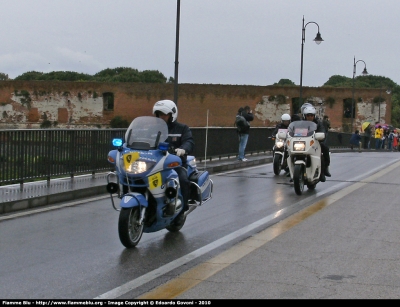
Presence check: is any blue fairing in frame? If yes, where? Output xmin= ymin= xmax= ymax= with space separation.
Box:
xmin=120 ymin=193 xmax=148 ymax=208
xmin=107 ymin=149 xmax=118 ymax=165
xmin=163 ymin=154 xmax=182 ymax=168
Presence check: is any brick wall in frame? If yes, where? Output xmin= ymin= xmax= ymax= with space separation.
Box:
xmin=0 ymin=81 xmax=391 ymax=132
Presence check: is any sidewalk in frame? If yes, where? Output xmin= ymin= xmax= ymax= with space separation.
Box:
xmin=0 ymin=152 xmax=273 ymax=215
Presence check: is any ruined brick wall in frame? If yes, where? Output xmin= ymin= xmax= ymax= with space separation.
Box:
xmin=0 ymin=81 xmax=391 ymax=131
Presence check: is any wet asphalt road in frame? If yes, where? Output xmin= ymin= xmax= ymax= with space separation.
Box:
xmin=1 ymin=151 xmax=400 ymax=299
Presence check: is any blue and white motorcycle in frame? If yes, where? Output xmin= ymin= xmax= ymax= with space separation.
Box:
xmin=106 ymin=116 xmax=213 ymax=248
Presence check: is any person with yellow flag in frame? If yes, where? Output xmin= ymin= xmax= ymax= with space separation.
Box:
xmin=362 ymin=122 xmax=372 ymax=149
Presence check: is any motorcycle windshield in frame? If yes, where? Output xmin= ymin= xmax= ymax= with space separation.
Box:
xmin=288 ymin=121 xmax=317 ymax=137
xmin=124 ymin=116 xmax=169 ymax=149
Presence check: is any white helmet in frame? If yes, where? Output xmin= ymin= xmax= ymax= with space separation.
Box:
xmin=300 ymin=102 xmax=313 ymax=114
xmin=152 ymin=99 xmax=178 ymax=122
xmin=302 ymin=105 xmax=316 ymax=119
xmin=281 ymin=113 xmax=291 ymax=121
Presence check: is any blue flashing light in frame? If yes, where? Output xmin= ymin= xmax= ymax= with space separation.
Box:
xmin=112 ymin=138 xmax=123 ymax=147
xmin=158 ymin=142 xmax=169 ymax=151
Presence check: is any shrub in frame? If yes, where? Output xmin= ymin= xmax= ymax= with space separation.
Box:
xmin=110 ymin=116 xmax=129 ymax=128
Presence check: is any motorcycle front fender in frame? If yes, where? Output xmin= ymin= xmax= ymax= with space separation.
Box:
xmin=120 ymin=193 xmax=148 ymax=209
xmin=294 ymin=160 xmax=306 ymax=165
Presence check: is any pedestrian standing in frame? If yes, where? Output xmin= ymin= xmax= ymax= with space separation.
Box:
xmin=382 ymin=129 xmax=389 ymax=149
xmin=375 ymin=125 xmax=383 ymax=149
xmin=388 ymin=130 xmax=395 ymax=151
xmin=236 ymin=105 xmax=254 ymax=161
xmin=393 ymin=130 xmax=399 ymax=151
xmin=350 ymin=130 xmax=362 ymax=151
xmin=363 ymin=123 xmax=372 ymax=149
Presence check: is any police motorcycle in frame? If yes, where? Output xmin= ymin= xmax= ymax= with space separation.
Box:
xmin=272 ymin=128 xmax=289 ymax=175
xmin=280 ymin=120 xmax=325 ymax=195
xmin=106 ymin=116 xmax=213 ymax=248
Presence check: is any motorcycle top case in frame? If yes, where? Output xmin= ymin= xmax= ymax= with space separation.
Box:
xmin=189 ymin=170 xmax=212 ymax=202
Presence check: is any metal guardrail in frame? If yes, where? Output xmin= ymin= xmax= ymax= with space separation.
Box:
xmin=0 ymin=127 xmax=356 ymax=186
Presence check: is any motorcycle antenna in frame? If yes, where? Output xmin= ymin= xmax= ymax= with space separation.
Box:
xmin=204 ymin=109 xmax=209 ymax=169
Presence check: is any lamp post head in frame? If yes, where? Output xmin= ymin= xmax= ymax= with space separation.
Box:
xmin=362 ymin=68 xmax=368 ymax=75
xmin=314 ymin=32 xmax=324 ymax=45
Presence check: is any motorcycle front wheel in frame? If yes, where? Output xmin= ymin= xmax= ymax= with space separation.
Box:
xmin=293 ymin=164 xmax=305 ymax=195
xmin=118 ymin=207 xmax=144 ymax=248
xmin=273 ymin=153 xmax=282 ymax=175
xmin=307 ymin=182 xmax=316 ymax=190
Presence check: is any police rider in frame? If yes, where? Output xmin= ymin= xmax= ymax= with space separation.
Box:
xmin=302 ymin=105 xmax=331 ymax=182
xmin=153 ymin=100 xmax=195 ymax=214
xmin=272 ymin=113 xmax=291 ymax=176
xmin=272 ymin=113 xmax=291 ymax=136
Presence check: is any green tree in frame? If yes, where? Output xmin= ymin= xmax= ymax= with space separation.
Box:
xmin=14 ymin=67 xmax=170 ymax=83
xmin=139 ymin=70 xmax=167 ymax=83
xmin=93 ymin=67 xmax=140 ymax=82
xmin=273 ymin=79 xmax=296 ymax=86
xmin=14 ymin=70 xmax=92 ymax=81
xmin=14 ymin=71 xmax=44 ymax=80
xmin=0 ymin=72 xmax=9 ymax=80
xmin=323 ymin=75 xmax=352 ymax=87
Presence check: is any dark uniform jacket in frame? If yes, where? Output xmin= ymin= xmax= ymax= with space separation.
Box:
xmin=238 ymin=111 xmax=254 ymax=135
xmin=313 ymin=118 xmax=326 ymax=134
xmin=167 ymin=121 xmax=195 ymax=166
xmin=272 ymin=123 xmax=289 ymax=137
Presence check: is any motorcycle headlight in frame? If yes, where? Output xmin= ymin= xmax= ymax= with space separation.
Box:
xmin=276 ymin=140 xmax=284 ymax=148
xmin=293 ymin=141 xmax=306 ymax=151
xmin=123 ymin=160 xmax=156 ymax=174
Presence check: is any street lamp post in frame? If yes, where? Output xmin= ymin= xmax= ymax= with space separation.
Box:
xmin=378 ymin=83 xmax=382 ymax=123
xmin=173 ymin=0 xmax=181 ymax=105
xmin=299 ymin=16 xmax=324 ymax=105
xmin=351 ymin=56 xmax=368 ymax=132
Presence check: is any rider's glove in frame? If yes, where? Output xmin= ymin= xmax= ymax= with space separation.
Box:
xmin=175 ymin=148 xmax=186 ymax=156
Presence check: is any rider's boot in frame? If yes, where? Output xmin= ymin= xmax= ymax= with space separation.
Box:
xmin=320 ymin=171 xmax=326 ymax=182
xmin=325 ymin=166 xmax=331 ymax=177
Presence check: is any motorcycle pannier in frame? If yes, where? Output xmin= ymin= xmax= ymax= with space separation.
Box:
xmin=189 ymin=171 xmax=212 ymax=202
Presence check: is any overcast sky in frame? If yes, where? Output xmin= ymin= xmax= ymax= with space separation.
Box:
xmin=0 ymin=0 xmax=398 ymax=87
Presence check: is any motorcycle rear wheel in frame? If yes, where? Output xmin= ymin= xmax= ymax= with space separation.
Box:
xmin=273 ymin=154 xmax=282 ymax=175
xmin=293 ymin=164 xmax=305 ymax=195
xmin=118 ymin=207 xmax=144 ymax=248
